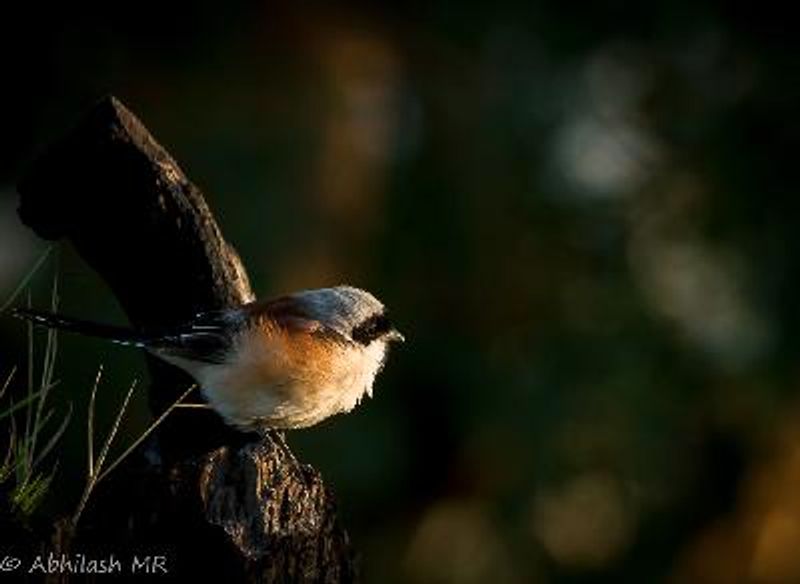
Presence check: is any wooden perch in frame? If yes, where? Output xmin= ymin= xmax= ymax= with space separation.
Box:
xmin=16 ymin=96 xmax=356 ymax=582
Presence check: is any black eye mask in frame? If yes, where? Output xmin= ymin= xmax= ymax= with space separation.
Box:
xmin=351 ymin=313 xmax=392 ymax=345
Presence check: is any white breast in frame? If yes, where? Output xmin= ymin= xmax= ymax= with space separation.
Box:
xmin=160 ymin=329 xmax=387 ymax=430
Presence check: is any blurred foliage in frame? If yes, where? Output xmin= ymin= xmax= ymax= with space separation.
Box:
xmin=0 ymin=1 xmax=798 ymax=582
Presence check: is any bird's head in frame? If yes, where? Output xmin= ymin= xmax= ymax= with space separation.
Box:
xmin=291 ymin=285 xmax=404 ymax=347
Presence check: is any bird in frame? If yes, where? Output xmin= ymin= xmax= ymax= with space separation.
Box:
xmin=12 ymin=286 xmax=404 ymax=432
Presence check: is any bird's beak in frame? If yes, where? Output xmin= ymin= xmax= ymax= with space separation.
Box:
xmin=386 ymin=328 xmax=405 ymax=343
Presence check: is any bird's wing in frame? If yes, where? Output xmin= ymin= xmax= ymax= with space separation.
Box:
xmin=151 ymin=297 xmax=353 ymax=364
xmin=244 ymin=296 xmax=352 ymax=344
xmin=147 ymin=308 xmax=243 ymax=364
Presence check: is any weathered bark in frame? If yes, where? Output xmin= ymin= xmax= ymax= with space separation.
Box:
xmin=15 ymin=96 xmax=356 ymax=582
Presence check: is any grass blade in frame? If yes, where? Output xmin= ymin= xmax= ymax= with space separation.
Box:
xmin=0 ymin=244 xmax=53 ymax=314
xmin=32 ymin=402 xmax=72 ymax=471
xmin=0 ymin=388 xmax=49 ymax=422
xmin=0 ymin=366 xmax=16 ymax=400
xmin=98 ymin=384 xmax=197 ymax=483
xmin=93 ymin=379 xmax=138 ymax=475
xmin=29 ymin=263 xmax=60 ymax=471
xmin=87 ymin=366 xmax=103 ymax=479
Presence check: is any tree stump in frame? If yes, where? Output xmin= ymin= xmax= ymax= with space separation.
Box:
xmin=15 ymin=96 xmax=356 ymax=582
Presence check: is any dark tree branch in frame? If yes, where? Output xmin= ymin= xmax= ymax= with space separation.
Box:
xmin=15 ymin=96 xmax=356 ymax=582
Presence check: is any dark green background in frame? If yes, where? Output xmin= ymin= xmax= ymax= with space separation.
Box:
xmin=1 ymin=3 xmax=798 ymax=582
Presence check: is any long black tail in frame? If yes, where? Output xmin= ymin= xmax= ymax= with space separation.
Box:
xmin=12 ymin=308 xmax=148 ymax=347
